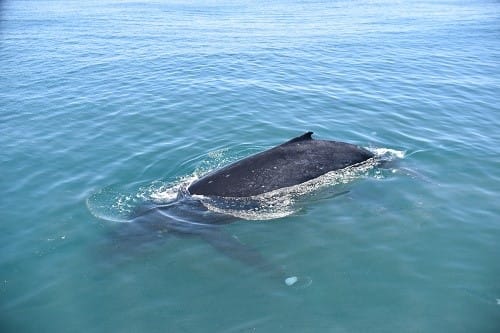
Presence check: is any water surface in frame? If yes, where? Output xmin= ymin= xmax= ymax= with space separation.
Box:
xmin=1 ymin=0 xmax=499 ymax=332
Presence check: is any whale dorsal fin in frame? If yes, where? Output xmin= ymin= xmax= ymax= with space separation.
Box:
xmin=285 ymin=131 xmax=314 ymax=144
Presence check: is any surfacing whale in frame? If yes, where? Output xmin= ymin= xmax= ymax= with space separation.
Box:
xmin=188 ymin=131 xmax=374 ymax=197
xmin=108 ymin=132 xmax=377 ymax=286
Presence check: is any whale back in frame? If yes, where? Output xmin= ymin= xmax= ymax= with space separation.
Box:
xmin=188 ymin=132 xmax=374 ymax=198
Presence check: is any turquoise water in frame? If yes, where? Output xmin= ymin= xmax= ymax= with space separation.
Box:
xmin=1 ymin=0 xmax=500 ymax=331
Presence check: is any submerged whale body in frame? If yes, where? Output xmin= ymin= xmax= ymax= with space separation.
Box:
xmin=188 ymin=131 xmax=374 ymax=197
xmin=105 ymin=132 xmax=377 ymax=286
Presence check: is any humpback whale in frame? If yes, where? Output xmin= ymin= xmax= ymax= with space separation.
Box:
xmin=188 ymin=131 xmax=374 ymax=197
xmin=106 ymin=132 xmax=377 ymax=286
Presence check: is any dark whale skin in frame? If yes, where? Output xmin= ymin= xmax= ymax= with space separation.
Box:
xmin=188 ymin=132 xmax=374 ymax=198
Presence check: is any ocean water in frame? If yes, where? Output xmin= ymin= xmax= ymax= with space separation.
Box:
xmin=1 ymin=0 xmax=499 ymax=332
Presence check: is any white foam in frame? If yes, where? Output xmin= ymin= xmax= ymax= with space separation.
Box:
xmin=199 ymin=194 xmax=297 ymax=221
xmin=149 ymin=175 xmax=199 ymax=203
xmin=285 ymin=276 xmax=298 ymax=286
xmin=370 ymin=147 xmax=406 ymax=159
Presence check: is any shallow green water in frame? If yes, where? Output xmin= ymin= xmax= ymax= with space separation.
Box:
xmin=1 ymin=0 xmax=500 ymax=332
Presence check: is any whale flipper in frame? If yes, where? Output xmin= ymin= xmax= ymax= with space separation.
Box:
xmin=197 ymin=226 xmax=291 ymax=280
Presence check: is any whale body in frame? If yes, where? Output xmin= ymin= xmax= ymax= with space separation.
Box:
xmin=188 ymin=131 xmax=374 ymax=197
xmin=105 ymin=131 xmax=377 ymax=286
